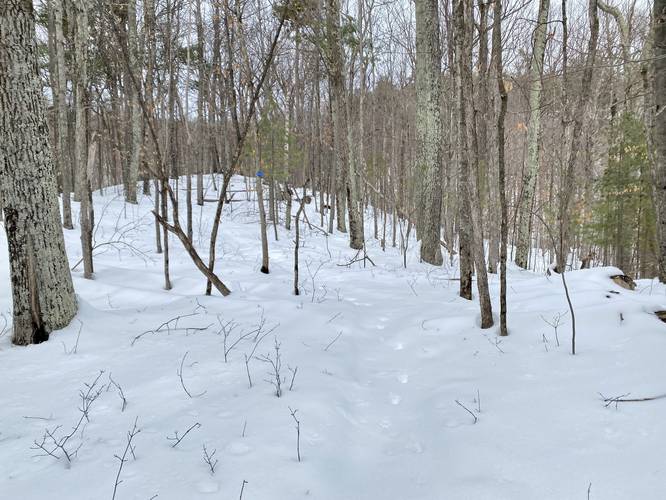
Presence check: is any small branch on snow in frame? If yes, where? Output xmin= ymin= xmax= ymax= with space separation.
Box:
xmin=112 ymin=417 xmax=141 ymax=500
xmin=455 ymin=400 xmax=478 ymax=424
xmin=202 ymin=444 xmax=218 ymax=474
xmin=177 ymin=351 xmax=206 ymax=398
xmin=167 ymin=422 xmax=201 ymax=448
xmin=599 ymin=392 xmax=666 ymax=408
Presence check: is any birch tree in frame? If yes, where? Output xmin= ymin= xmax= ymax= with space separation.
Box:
xmin=514 ymin=0 xmax=550 ymax=269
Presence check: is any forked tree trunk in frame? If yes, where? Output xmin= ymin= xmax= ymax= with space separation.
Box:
xmin=0 ymin=0 xmax=78 ymax=345
xmin=456 ymin=0 xmax=493 ymax=328
xmin=415 ymin=0 xmax=444 ymax=266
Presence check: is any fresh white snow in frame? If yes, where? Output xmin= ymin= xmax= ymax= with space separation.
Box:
xmin=1 ymin=176 xmax=666 ymax=499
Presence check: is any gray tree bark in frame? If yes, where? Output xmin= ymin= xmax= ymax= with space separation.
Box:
xmin=415 ymin=0 xmax=444 ymax=266
xmin=493 ymin=0 xmax=509 ymax=336
xmin=557 ymin=0 xmax=598 ymax=272
xmin=74 ymin=0 xmax=93 ymax=279
xmin=514 ymin=0 xmax=550 ymax=269
xmin=654 ymin=0 xmax=666 ymax=281
xmin=326 ymin=0 xmax=363 ymax=249
xmin=53 ymin=0 xmax=73 ymax=229
xmin=0 ymin=0 xmax=78 ymax=345
xmin=456 ymin=0 xmax=493 ymax=328
xmin=125 ymin=0 xmax=141 ymax=204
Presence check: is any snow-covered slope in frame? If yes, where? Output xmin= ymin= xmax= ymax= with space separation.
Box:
xmin=1 ymin=176 xmax=666 ymax=499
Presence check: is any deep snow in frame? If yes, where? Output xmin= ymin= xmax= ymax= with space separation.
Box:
xmin=1 ymin=176 xmax=666 ymax=500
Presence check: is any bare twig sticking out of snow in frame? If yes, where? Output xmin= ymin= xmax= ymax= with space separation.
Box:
xmin=61 ymin=320 xmax=84 ymax=355
xmin=289 ymin=407 xmax=301 ymax=462
xmin=305 ymin=259 xmax=327 ymax=303
xmin=406 ymin=277 xmax=418 ymax=297
xmin=177 ymin=351 xmax=206 ymax=398
xmin=257 ymin=338 xmax=283 ymax=397
xmin=239 ymin=480 xmax=248 ymax=500
xmin=71 ymin=240 xmax=153 ymax=271
xmin=540 ymin=312 xmax=566 ymax=347
xmin=131 ymin=313 xmax=212 ymax=345
xmin=244 ymin=327 xmax=275 ymax=388
xmin=324 ymin=331 xmax=343 ymax=352
xmin=112 ymin=417 xmax=140 ymax=500
xmin=288 ymin=366 xmax=298 ymax=391
xmin=326 ymin=312 xmax=342 ymax=324
xmin=202 ymin=444 xmax=218 ymax=474
xmin=336 ymin=248 xmax=376 ymax=268
xmin=0 ymin=312 xmax=10 ymax=338
xmin=167 ymin=422 xmax=201 ymax=448
xmin=31 ymin=371 xmax=105 ymax=464
xmin=599 ymin=392 xmax=666 ymax=408
xmin=107 ymin=373 xmax=128 ymax=412
xmin=455 ymin=400 xmax=478 ymax=424
xmin=483 ymin=334 xmax=505 ymax=354
xmin=218 ymin=315 xmax=277 ymax=363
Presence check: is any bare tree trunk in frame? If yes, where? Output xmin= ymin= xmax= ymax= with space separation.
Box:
xmin=53 ymin=0 xmax=73 ymax=229
xmin=558 ymin=0 xmax=599 ymax=272
xmin=654 ymin=0 xmax=666 ymax=281
xmin=493 ymin=0 xmax=509 ymax=336
xmin=75 ymin=0 xmax=93 ymax=279
xmin=326 ymin=0 xmax=363 ymax=248
xmin=454 ymin=0 xmax=472 ymax=300
xmin=514 ymin=0 xmax=550 ymax=269
xmin=0 ymin=0 xmax=78 ymax=345
xmin=195 ymin=0 xmax=206 ymax=207
xmin=456 ymin=0 xmax=493 ymax=328
xmin=126 ymin=0 xmax=141 ymax=204
xmin=415 ymin=0 xmax=444 ymax=266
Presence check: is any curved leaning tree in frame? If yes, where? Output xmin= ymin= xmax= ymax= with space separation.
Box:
xmin=0 ymin=0 xmax=77 ymax=345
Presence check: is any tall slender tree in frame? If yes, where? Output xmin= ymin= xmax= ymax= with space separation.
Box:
xmin=654 ymin=0 xmax=666 ymax=281
xmin=514 ymin=0 xmax=550 ymax=269
xmin=415 ymin=0 xmax=444 ymax=266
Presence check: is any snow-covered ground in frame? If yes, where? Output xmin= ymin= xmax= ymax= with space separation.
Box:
xmin=1 ymin=176 xmax=666 ymax=500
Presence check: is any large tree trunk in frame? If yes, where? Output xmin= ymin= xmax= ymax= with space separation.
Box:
xmin=0 ymin=0 xmax=78 ymax=345
xmin=514 ymin=0 xmax=550 ymax=269
xmin=326 ymin=0 xmax=363 ymax=249
xmin=654 ymin=0 xmax=666 ymax=281
xmin=415 ymin=0 xmax=444 ymax=266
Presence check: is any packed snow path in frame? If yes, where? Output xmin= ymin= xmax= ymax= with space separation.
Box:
xmin=1 ymin=177 xmax=666 ymax=499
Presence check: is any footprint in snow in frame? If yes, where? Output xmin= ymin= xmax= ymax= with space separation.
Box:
xmin=397 ymin=373 xmax=409 ymax=384
xmin=196 ymin=481 xmax=219 ymax=494
xmin=226 ymin=441 xmax=252 ymax=455
xmin=390 ymin=393 xmax=401 ymax=405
